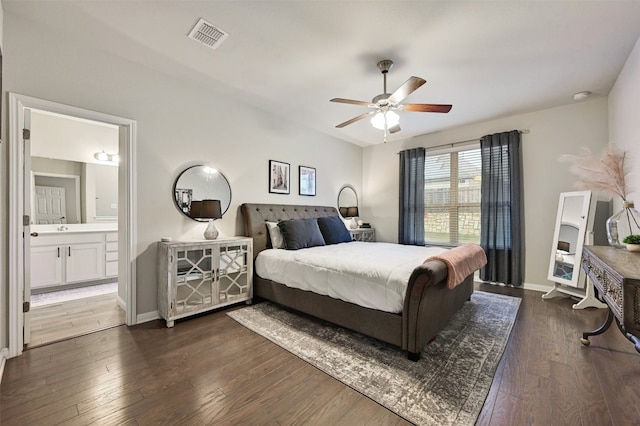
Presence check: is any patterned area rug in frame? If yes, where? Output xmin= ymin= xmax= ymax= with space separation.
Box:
xmin=227 ymin=291 xmax=520 ymax=426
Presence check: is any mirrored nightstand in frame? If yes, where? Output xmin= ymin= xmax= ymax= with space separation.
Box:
xmin=349 ymin=228 xmax=375 ymax=242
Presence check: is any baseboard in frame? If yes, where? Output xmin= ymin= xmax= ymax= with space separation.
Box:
xmin=475 ymin=279 xmax=551 ymax=294
xmin=31 ymin=279 xmax=117 ymax=295
xmin=522 ymin=281 xmax=554 ymax=293
xmin=137 ymin=310 xmax=160 ymax=324
xmin=116 ymin=295 xmax=126 ymax=311
xmin=0 ymin=348 xmax=10 ymax=384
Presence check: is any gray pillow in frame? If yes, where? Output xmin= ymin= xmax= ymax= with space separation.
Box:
xmin=317 ymin=216 xmax=352 ymax=244
xmin=277 ymin=218 xmax=326 ymax=250
xmin=265 ymin=221 xmax=285 ymax=249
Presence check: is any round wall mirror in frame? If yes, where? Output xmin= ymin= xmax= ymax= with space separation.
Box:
xmin=337 ymin=184 xmax=358 ymax=218
xmin=173 ymin=165 xmax=232 ymax=221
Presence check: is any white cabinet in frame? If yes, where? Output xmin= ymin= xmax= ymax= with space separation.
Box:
xmin=30 ymin=232 xmax=107 ymax=289
xmin=31 ymin=245 xmax=64 ymax=288
xmin=158 ymin=237 xmax=253 ymax=327
xmin=105 ymin=232 xmax=118 ymax=278
xmin=65 ymin=242 xmax=104 ymax=283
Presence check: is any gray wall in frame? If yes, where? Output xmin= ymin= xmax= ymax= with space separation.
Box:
xmin=362 ymin=97 xmax=610 ymax=290
xmin=1 ymin=10 xmax=363 ymax=328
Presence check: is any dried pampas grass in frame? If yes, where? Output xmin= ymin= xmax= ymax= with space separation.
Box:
xmin=559 ymin=143 xmax=629 ymax=201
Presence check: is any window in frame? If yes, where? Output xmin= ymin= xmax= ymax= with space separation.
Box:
xmin=424 ymin=146 xmax=481 ymax=244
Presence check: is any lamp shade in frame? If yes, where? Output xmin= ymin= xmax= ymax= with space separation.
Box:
xmin=189 ymin=200 xmax=202 ymax=219
xmin=345 ymin=206 xmax=359 ymax=218
xmin=199 ymin=199 xmax=223 ymax=220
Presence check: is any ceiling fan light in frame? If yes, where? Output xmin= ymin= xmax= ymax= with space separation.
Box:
xmin=370 ymin=111 xmax=399 ymax=130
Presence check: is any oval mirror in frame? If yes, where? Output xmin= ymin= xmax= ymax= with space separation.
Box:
xmin=173 ymin=165 xmax=232 ymax=221
xmin=337 ymin=184 xmax=358 ymax=218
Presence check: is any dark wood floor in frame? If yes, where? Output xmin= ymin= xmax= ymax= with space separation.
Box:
xmin=2 ymin=283 xmax=639 ymax=425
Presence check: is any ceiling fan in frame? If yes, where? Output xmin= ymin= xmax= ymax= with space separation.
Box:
xmin=330 ymin=59 xmax=452 ymax=141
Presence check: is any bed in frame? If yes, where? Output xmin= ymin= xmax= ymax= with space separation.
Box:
xmin=240 ymin=203 xmax=479 ymax=360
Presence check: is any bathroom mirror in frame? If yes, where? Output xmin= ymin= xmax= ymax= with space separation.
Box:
xmin=173 ymin=165 xmax=231 ymax=221
xmin=547 ymin=190 xmax=593 ymax=288
xmin=337 ymin=184 xmax=358 ymax=218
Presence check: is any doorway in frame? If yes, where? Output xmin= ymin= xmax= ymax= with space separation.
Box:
xmin=8 ymin=93 xmax=137 ymax=357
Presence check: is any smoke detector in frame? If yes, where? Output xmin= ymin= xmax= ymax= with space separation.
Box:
xmin=188 ymin=18 xmax=229 ymax=50
xmin=573 ymin=91 xmax=592 ymax=101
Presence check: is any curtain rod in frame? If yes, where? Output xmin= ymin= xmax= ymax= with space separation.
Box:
xmin=398 ymin=129 xmax=529 ymax=153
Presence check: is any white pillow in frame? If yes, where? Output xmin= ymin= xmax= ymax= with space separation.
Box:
xmin=266 ymin=221 xmax=285 ymax=249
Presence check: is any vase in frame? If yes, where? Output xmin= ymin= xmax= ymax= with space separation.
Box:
xmin=606 ymin=201 xmax=640 ymax=248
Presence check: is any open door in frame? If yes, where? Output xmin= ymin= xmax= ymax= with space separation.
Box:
xmin=22 ymin=108 xmax=32 ymax=345
xmin=9 ymin=92 xmax=137 ymax=358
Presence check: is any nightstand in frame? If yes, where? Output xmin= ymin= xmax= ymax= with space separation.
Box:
xmin=157 ymin=237 xmax=253 ymax=327
xmin=349 ymin=228 xmax=375 ymax=242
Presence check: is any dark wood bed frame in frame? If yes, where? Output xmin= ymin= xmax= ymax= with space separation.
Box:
xmin=240 ymin=203 xmax=474 ymax=360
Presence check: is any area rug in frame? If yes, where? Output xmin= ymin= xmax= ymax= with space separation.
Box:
xmin=227 ymin=291 xmax=520 ymax=426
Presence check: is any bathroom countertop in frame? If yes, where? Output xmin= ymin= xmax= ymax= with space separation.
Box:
xmin=31 ymin=224 xmax=118 ymax=235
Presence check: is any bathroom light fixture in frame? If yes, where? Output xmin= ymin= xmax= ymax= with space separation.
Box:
xmin=370 ymin=110 xmax=399 ymax=130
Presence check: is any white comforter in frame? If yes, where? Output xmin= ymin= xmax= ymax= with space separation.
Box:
xmin=255 ymin=242 xmax=448 ymax=313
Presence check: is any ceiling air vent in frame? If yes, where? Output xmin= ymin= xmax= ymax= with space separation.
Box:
xmin=188 ymin=18 xmax=229 ymax=50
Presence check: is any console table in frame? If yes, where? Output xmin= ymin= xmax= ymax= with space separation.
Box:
xmin=580 ymin=245 xmax=640 ymax=353
xmin=157 ymin=237 xmax=253 ymax=327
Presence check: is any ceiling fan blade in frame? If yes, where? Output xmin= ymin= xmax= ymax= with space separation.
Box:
xmin=388 ymin=124 xmax=401 ymax=134
xmin=330 ymin=98 xmax=372 ymax=107
xmin=335 ymin=111 xmax=374 ymax=128
xmin=388 ymin=76 xmax=426 ymax=105
xmin=401 ymin=103 xmax=452 ymax=113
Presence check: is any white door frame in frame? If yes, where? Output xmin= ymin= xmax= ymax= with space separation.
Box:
xmin=8 ymin=93 xmax=138 ymax=358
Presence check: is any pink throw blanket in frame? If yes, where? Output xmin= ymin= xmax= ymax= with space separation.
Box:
xmin=426 ymin=244 xmax=487 ymax=289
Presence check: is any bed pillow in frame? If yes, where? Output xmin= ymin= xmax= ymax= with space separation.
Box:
xmin=265 ymin=221 xmax=285 ymax=249
xmin=277 ymin=218 xmax=326 ymax=250
xmin=317 ymin=216 xmax=352 ymax=244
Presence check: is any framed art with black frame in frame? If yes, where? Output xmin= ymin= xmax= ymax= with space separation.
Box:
xmin=269 ymin=160 xmax=290 ymax=194
xmin=299 ymin=165 xmax=316 ymax=196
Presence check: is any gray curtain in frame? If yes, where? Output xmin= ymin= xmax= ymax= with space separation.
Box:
xmin=480 ymin=130 xmax=523 ymax=285
xmin=399 ymin=148 xmax=425 ymax=245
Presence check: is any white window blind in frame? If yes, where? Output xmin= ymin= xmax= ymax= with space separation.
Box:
xmin=424 ymin=146 xmax=481 ymax=244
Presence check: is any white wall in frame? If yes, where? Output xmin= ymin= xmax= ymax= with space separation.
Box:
xmin=31 ymin=110 xmax=119 ymax=165
xmin=2 ymin=12 xmax=362 ymax=317
xmin=609 ymin=35 xmax=640 ymax=208
xmin=362 ymin=97 xmax=609 ymax=289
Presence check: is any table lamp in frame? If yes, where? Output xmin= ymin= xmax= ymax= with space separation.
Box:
xmin=194 ymin=199 xmax=222 ymax=240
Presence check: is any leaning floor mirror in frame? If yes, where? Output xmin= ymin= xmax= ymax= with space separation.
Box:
xmin=542 ymin=190 xmax=606 ymax=309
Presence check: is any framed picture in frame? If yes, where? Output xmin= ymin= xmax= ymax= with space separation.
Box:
xmin=269 ymin=160 xmax=290 ymax=194
xmin=299 ymin=165 xmax=316 ymax=196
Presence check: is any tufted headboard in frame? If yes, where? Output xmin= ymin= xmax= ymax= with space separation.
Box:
xmin=240 ymin=203 xmax=339 ymax=257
